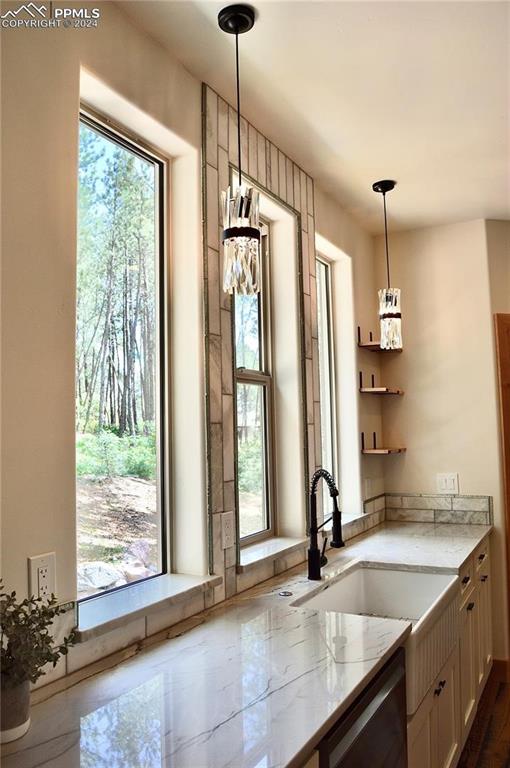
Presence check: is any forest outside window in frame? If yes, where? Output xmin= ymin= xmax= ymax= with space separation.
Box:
xmin=76 ymin=114 xmax=166 ymax=599
xmin=316 ymin=258 xmax=337 ymax=512
xmin=235 ymin=223 xmax=274 ymax=544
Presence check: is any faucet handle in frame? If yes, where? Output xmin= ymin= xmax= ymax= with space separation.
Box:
xmin=320 ymin=537 xmax=328 ymax=567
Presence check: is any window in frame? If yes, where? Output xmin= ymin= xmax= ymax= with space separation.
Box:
xmin=76 ymin=114 xmax=166 ymax=599
xmin=234 ymin=223 xmax=274 ymax=543
xmin=316 ymin=258 xmax=337 ymax=504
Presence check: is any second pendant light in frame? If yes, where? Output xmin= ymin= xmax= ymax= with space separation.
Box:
xmin=373 ymin=179 xmax=403 ymax=350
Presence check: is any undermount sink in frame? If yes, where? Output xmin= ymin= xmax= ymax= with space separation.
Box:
xmin=294 ymin=562 xmax=460 ymax=714
xmin=296 ymin=565 xmax=455 ymax=623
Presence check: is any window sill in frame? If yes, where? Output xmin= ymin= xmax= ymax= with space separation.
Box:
xmin=237 ymin=536 xmax=308 ymax=573
xmin=77 ymin=573 xmax=222 ymax=642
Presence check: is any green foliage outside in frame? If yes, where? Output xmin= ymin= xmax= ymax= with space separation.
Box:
xmin=237 ymin=435 xmax=263 ymax=494
xmin=77 ymin=430 xmax=157 ymax=481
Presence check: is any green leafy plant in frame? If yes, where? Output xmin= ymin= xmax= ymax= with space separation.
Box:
xmin=0 ymin=583 xmax=77 ymax=688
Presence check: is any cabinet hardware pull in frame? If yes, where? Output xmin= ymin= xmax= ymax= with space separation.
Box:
xmin=434 ymin=687 xmax=442 ymax=696
xmin=478 ymin=554 xmax=486 ymax=561
xmin=462 ymin=576 xmax=470 ymax=585
xmin=439 ymin=680 xmax=446 ymax=688
xmin=467 ymin=602 xmax=475 ymax=611
xmin=481 ymin=575 xmax=488 ymax=583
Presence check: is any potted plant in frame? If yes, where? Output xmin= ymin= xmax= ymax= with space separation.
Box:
xmin=0 ymin=583 xmax=76 ymax=743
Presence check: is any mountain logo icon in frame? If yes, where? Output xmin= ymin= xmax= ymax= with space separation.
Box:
xmin=1 ymin=3 xmax=47 ymax=18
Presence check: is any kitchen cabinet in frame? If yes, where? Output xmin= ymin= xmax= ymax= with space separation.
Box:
xmin=409 ymin=536 xmax=492 ymax=768
xmin=477 ymin=560 xmax=492 ymax=689
xmin=408 ymin=647 xmax=460 ymax=768
xmin=435 ymin=648 xmax=461 ymax=768
xmin=459 ymin=594 xmax=477 ymax=735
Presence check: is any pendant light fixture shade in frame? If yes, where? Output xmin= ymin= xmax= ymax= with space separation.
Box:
xmin=372 ymin=179 xmax=402 ymax=350
xmin=218 ymin=4 xmax=261 ymax=295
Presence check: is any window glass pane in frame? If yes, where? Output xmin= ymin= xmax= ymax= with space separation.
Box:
xmin=317 ymin=260 xmax=335 ymax=484
xmin=76 ymin=120 xmax=163 ymax=599
xmin=235 ymin=294 xmax=261 ymax=370
xmin=236 ymin=382 xmax=268 ymax=538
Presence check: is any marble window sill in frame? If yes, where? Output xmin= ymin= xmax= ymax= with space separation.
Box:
xmin=237 ymin=537 xmax=308 ymax=573
xmin=237 ymin=507 xmax=384 ymax=574
xmin=77 ymin=573 xmax=222 ymax=641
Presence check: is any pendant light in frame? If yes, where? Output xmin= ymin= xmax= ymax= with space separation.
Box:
xmin=218 ymin=4 xmax=261 ymax=295
xmin=372 ymin=179 xmax=402 ymax=350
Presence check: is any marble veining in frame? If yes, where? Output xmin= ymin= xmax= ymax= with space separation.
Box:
xmin=2 ymin=602 xmax=410 ymax=768
xmin=2 ymin=521 xmax=491 ymax=768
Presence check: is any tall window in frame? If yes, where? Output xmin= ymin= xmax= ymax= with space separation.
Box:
xmin=76 ymin=114 xmax=165 ymax=599
xmin=234 ymin=223 xmax=274 ymax=543
xmin=316 ymin=258 xmax=337 ymax=497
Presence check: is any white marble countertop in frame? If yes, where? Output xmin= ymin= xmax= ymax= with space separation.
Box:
xmin=2 ymin=522 xmax=491 ymax=768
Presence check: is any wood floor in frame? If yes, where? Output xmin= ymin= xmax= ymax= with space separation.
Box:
xmin=458 ymin=672 xmax=510 ymax=768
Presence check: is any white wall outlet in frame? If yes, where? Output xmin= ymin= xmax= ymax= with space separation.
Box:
xmin=221 ymin=511 xmax=235 ymax=550
xmin=28 ymin=552 xmax=56 ymax=599
xmin=436 ymin=473 xmax=459 ymax=495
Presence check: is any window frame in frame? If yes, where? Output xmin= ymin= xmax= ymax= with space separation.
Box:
xmin=77 ymin=108 xmax=169 ymax=602
xmin=316 ymin=255 xmax=339 ymax=492
xmin=234 ymin=220 xmax=276 ymax=547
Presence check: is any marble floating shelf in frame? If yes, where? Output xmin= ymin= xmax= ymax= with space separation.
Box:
xmin=362 ymin=448 xmax=407 ymax=455
xmin=360 ymin=387 xmax=404 ymax=395
xmin=358 ymin=341 xmax=403 ymax=352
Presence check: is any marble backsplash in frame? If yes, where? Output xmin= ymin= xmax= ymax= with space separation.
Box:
xmin=385 ymin=492 xmax=493 ymax=525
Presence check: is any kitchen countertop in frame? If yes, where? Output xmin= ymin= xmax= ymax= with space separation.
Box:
xmin=2 ymin=522 xmax=491 ymax=768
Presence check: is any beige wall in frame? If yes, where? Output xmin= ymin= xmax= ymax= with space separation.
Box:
xmin=315 ymin=187 xmax=385 ymax=504
xmin=487 ymin=220 xmax=510 ymax=314
xmin=375 ymin=219 xmax=509 ymax=658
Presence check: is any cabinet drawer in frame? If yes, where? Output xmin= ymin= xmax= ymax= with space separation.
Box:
xmin=459 ymin=559 xmax=474 ymax=603
xmin=474 ymin=540 xmax=489 ymax=571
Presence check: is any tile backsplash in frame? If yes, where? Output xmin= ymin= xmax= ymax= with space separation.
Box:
xmin=385 ymin=493 xmax=493 ymax=525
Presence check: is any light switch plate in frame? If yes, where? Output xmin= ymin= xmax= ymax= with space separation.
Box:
xmin=28 ymin=552 xmax=56 ymax=599
xmin=436 ymin=473 xmax=459 ymax=495
xmin=221 ymin=511 xmax=235 ymax=550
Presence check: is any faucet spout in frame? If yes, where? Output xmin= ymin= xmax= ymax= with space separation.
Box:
xmin=308 ymin=469 xmax=344 ymax=580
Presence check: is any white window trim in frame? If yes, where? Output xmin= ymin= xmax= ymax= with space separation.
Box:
xmin=315 ymin=234 xmax=363 ymax=520
xmin=77 ymin=71 xmax=208 ymax=626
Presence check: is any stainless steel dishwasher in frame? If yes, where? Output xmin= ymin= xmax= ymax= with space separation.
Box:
xmin=318 ymin=648 xmax=407 ymax=768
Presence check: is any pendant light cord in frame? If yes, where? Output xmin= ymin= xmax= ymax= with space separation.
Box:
xmin=383 ymin=192 xmax=391 ymax=288
xmin=235 ymin=32 xmax=242 ymax=187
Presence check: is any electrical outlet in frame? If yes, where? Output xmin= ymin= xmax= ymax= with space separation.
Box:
xmin=221 ymin=511 xmax=235 ymax=550
xmin=436 ymin=473 xmax=459 ymax=495
xmin=28 ymin=553 xmax=56 ymax=599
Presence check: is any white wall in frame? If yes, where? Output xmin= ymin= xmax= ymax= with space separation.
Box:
xmin=375 ymin=219 xmax=509 ymax=659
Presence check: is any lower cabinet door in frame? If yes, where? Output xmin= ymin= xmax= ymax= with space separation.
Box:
xmin=408 ymin=647 xmax=461 ymax=768
xmin=478 ymin=566 xmax=492 ymax=687
xmin=407 ymin=691 xmax=434 ymax=768
xmin=459 ymin=598 xmax=477 ymax=737
xmin=434 ymin=647 xmax=461 ymax=768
